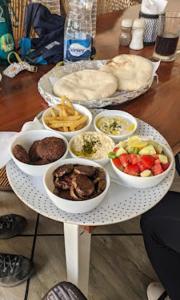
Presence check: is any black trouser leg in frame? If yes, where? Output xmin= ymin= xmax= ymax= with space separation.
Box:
xmin=141 ymin=192 xmax=180 ymax=300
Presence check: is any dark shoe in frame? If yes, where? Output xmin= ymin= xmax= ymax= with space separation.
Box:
xmin=0 ymin=253 xmax=34 ymax=287
xmin=0 ymin=214 xmax=27 ymax=239
xmin=43 ymin=281 xmax=88 ymax=300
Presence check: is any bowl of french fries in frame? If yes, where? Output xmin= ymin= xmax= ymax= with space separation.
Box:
xmin=42 ymin=97 xmax=92 ymax=139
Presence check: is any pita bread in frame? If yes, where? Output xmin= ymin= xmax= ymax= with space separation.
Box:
xmin=100 ymin=55 xmax=153 ymax=91
xmin=53 ymin=69 xmax=118 ymax=101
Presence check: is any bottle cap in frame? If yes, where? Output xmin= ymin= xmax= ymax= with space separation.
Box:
xmin=132 ymin=18 xmax=145 ymax=28
xmin=121 ymin=19 xmax=133 ymax=28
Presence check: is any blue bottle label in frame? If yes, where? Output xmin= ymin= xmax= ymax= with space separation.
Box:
xmin=64 ymin=38 xmax=91 ymax=61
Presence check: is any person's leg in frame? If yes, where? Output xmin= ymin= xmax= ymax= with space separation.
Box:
xmin=141 ymin=191 xmax=180 ymax=300
xmin=0 ymin=214 xmax=33 ymax=286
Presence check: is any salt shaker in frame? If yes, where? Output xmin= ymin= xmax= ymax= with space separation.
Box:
xmin=129 ymin=19 xmax=145 ymax=50
xmin=119 ymin=19 xmax=133 ymax=46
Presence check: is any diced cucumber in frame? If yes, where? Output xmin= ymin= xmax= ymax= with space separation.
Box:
xmin=116 ymin=147 xmax=127 ymax=157
xmin=108 ymin=152 xmax=116 ymax=159
xmin=159 ymin=154 xmax=168 ymax=164
xmin=148 ymin=141 xmax=163 ymax=154
xmin=127 ymin=147 xmax=139 ymax=154
xmin=140 ymin=170 xmax=152 ymax=177
xmin=139 ymin=145 xmax=156 ymax=155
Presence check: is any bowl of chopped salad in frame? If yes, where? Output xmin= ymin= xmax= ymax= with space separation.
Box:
xmin=109 ymin=136 xmax=174 ymax=188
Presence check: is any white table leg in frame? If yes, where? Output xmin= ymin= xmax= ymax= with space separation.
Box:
xmin=64 ymin=223 xmax=91 ymax=297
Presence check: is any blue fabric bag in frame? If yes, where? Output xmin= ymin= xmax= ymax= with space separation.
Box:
xmin=20 ymin=3 xmax=65 ymax=64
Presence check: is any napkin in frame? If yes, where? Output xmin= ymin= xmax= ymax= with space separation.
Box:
xmin=0 ymin=118 xmax=43 ymax=169
xmin=141 ymin=0 xmax=168 ymax=15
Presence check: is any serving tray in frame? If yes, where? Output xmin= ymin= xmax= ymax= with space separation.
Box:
xmin=6 ymin=117 xmax=175 ymax=226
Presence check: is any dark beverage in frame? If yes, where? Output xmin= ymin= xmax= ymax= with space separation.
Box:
xmin=155 ymin=33 xmax=179 ymax=56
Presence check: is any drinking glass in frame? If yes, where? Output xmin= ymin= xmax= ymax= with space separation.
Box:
xmin=153 ymin=12 xmax=180 ymax=61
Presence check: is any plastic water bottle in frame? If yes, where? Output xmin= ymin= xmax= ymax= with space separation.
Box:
xmin=64 ymin=0 xmax=93 ymax=63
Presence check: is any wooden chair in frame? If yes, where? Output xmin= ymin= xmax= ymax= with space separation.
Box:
xmin=60 ymin=0 xmax=139 ymax=15
xmin=10 ymin=0 xmax=61 ymax=40
xmin=97 ymin=0 xmax=139 ymax=15
xmin=10 ymin=0 xmax=140 ymax=41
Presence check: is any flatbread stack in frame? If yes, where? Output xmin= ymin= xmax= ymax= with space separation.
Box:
xmin=100 ymin=54 xmax=153 ymax=91
xmin=53 ymin=69 xmax=118 ymax=101
xmin=53 ymin=55 xmax=153 ymax=102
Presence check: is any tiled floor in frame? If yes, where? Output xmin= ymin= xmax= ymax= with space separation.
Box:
xmin=0 ymin=191 xmax=157 ymax=300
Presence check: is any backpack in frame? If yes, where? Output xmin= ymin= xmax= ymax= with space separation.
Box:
xmin=20 ymin=3 xmax=65 ymax=64
xmin=0 ymin=0 xmax=15 ymax=64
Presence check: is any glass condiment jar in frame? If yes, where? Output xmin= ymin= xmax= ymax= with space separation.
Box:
xmin=119 ymin=19 xmax=133 ymax=46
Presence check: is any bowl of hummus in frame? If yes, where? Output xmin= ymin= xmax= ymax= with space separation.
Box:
xmin=69 ymin=131 xmax=115 ymax=166
xmin=94 ymin=110 xmax=137 ymax=142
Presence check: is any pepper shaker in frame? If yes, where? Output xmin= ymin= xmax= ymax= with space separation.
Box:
xmin=129 ymin=19 xmax=145 ymax=50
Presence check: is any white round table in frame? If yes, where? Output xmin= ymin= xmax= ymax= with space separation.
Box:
xmin=6 ymin=118 xmax=175 ymax=296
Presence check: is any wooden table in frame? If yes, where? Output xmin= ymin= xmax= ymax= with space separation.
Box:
xmin=0 ymin=12 xmax=180 ymax=150
xmin=1 ymin=12 xmax=179 ymax=296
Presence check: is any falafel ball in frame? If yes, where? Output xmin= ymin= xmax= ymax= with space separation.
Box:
xmin=29 ymin=140 xmax=41 ymax=162
xmin=13 ymin=145 xmax=30 ymax=164
xmin=33 ymin=159 xmax=50 ymax=165
xmin=36 ymin=137 xmax=66 ymax=162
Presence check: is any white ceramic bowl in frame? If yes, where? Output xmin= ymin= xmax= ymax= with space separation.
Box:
xmin=68 ymin=132 xmax=115 ymax=166
xmin=42 ymin=104 xmax=92 ymax=140
xmin=9 ymin=130 xmax=68 ymax=177
xmin=94 ymin=110 xmax=137 ymax=142
xmin=43 ymin=158 xmax=110 ymax=213
xmin=111 ymin=142 xmax=174 ymax=189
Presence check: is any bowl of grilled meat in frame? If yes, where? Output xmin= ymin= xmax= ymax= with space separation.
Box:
xmin=43 ymin=158 xmax=110 ymax=213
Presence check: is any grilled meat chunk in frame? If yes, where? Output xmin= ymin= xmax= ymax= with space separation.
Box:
xmin=13 ymin=145 xmax=30 ymax=164
xmin=53 ymin=164 xmax=74 ymax=178
xmin=74 ymin=165 xmax=96 ymax=177
xmin=54 ymin=188 xmax=74 ymax=200
xmin=72 ymin=174 xmax=95 ymax=198
xmin=54 ymin=176 xmax=72 ymax=190
xmin=70 ymin=185 xmax=80 ymax=200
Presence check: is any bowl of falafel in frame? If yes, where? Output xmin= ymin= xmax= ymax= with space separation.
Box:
xmin=9 ymin=130 xmax=68 ymax=176
xmin=43 ymin=158 xmax=110 ymax=213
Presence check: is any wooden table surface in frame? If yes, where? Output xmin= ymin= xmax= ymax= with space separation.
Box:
xmin=0 ymin=12 xmax=180 ymax=150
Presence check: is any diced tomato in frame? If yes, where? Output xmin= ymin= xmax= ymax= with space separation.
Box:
xmin=113 ymin=158 xmax=122 ymax=169
xmin=151 ymin=163 xmax=163 ymax=175
xmin=113 ymin=147 xmax=119 ymax=153
xmin=119 ymin=153 xmax=129 ymax=167
xmin=154 ymin=159 xmax=161 ymax=164
xmin=129 ymin=154 xmax=140 ymax=165
xmin=141 ymin=155 xmax=156 ymax=169
xmin=162 ymin=163 xmax=170 ymax=171
xmin=124 ymin=164 xmax=140 ymax=176
xmin=152 ymin=154 xmax=159 ymax=159
xmin=137 ymin=161 xmax=147 ymax=172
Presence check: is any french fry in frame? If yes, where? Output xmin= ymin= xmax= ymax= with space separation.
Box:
xmin=44 ymin=98 xmax=88 ymax=132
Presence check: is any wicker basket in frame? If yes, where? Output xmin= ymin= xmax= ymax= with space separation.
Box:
xmin=0 ymin=168 xmax=12 ymax=192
